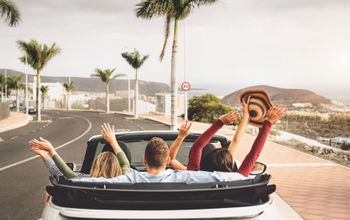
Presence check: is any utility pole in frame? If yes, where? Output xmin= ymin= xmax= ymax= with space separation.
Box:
xmin=4 ymin=69 xmax=7 ymax=102
xmin=25 ymin=57 xmax=29 ymax=116
xmin=128 ymin=74 xmax=131 ymax=113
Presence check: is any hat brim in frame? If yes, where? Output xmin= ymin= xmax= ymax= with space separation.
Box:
xmin=238 ymin=89 xmax=273 ymax=128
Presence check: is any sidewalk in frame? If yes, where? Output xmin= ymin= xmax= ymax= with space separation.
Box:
xmin=141 ymin=113 xmax=350 ymax=220
xmin=0 ymin=112 xmax=32 ymax=133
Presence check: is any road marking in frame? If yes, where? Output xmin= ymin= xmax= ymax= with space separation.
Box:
xmin=0 ymin=114 xmax=92 ymax=172
xmin=57 ymin=117 xmax=74 ymax=120
xmin=267 ymin=163 xmax=338 ymax=167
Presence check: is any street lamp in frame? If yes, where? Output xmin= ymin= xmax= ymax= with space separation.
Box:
xmin=25 ymin=57 xmax=28 ymax=116
xmin=128 ymin=74 xmax=131 ymax=113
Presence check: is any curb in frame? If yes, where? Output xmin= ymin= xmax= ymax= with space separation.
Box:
xmin=0 ymin=115 xmax=33 ymax=133
xmin=141 ymin=116 xmax=171 ymax=127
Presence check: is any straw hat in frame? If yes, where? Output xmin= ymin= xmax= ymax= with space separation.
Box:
xmin=238 ymin=89 xmax=273 ymax=128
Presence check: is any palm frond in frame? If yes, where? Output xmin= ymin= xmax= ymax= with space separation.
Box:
xmin=160 ymin=14 xmax=171 ymax=61
xmin=136 ymin=0 xmax=171 ymax=18
xmin=63 ymin=81 xmax=74 ymax=92
xmin=0 ymin=0 xmax=21 ymax=27
xmin=122 ymin=49 xmax=149 ymax=70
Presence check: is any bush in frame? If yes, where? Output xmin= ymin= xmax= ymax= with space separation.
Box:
xmin=188 ymin=94 xmax=236 ymax=123
xmin=340 ymin=142 xmax=350 ymax=151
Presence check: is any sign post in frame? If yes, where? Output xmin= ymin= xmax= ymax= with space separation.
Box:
xmin=181 ymin=81 xmax=191 ymax=121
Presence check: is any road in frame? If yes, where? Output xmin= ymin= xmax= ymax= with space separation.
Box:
xmin=0 ymin=110 xmax=169 ymax=220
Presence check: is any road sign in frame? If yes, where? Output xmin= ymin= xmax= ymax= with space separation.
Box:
xmin=181 ymin=81 xmax=191 ymax=91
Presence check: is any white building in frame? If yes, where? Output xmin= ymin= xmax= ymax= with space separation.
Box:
xmin=155 ymin=93 xmax=185 ymax=116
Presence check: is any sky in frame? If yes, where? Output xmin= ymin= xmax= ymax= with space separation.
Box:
xmin=1 ymin=0 xmax=350 ymax=100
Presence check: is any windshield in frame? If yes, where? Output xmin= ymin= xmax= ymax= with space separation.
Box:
xmin=92 ymin=139 xmax=223 ymax=167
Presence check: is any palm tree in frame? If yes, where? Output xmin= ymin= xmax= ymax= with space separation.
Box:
xmin=136 ymin=0 xmax=217 ymax=130
xmin=7 ymin=74 xmax=24 ymax=112
xmin=121 ymin=49 xmax=149 ymax=118
xmin=17 ymin=39 xmax=61 ymax=121
xmin=0 ymin=74 xmax=6 ymax=102
xmin=0 ymin=0 xmax=21 ymax=27
xmin=40 ymin=85 xmax=49 ymax=110
xmin=63 ymin=82 xmax=74 ymax=111
xmin=91 ymin=68 xmax=125 ymax=113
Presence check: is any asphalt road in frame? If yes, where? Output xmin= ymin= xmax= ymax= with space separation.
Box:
xmin=0 ymin=110 xmax=169 ymax=220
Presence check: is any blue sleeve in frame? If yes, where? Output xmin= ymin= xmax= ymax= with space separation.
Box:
xmin=44 ymin=157 xmax=63 ymax=176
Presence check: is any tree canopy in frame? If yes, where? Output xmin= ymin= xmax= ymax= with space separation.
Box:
xmin=0 ymin=0 xmax=21 ymax=27
xmin=188 ymin=93 xmax=236 ymax=123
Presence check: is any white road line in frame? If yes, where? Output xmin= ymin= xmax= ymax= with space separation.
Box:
xmin=267 ymin=163 xmax=338 ymax=167
xmin=0 ymin=114 xmax=92 ymax=172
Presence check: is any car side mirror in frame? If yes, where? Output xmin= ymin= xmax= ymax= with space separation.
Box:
xmin=65 ymin=162 xmax=76 ymax=171
xmin=250 ymin=161 xmax=267 ymax=175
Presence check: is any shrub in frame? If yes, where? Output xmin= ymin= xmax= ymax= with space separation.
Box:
xmin=340 ymin=142 xmax=350 ymax=151
xmin=188 ymin=94 xmax=235 ymax=123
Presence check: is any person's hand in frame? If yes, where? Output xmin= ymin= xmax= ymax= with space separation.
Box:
xmin=101 ymin=123 xmax=116 ymax=144
xmin=29 ymin=137 xmax=55 ymax=155
xmin=30 ymin=146 xmax=46 ymax=156
xmin=266 ymin=105 xmax=288 ymax=124
xmin=219 ymin=111 xmax=240 ymax=125
xmin=242 ymin=96 xmax=251 ymax=118
xmin=178 ymin=121 xmax=192 ymax=138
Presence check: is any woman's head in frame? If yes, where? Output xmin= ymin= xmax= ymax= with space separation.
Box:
xmin=90 ymin=151 xmax=122 ymax=178
xmin=200 ymin=148 xmax=234 ymax=172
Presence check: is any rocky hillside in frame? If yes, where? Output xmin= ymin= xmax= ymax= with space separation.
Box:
xmin=221 ymin=85 xmax=332 ymax=107
xmin=0 ymin=69 xmax=169 ymax=97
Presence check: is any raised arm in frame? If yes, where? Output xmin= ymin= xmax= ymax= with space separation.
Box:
xmin=169 ymin=121 xmax=192 ymax=170
xmin=29 ymin=137 xmax=78 ymax=179
xmin=30 ymin=146 xmax=63 ymax=176
xmin=237 ymin=105 xmax=288 ymax=177
xmin=187 ymin=111 xmax=240 ymax=171
xmin=101 ymin=123 xmax=130 ymax=174
xmin=228 ymin=96 xmax=250 ymax=159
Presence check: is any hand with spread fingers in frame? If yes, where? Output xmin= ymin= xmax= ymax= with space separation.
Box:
xmin=29 ymin=137 xmax=56 ymax=156
xmin=242 ymin=96 xmax=251 ymax=118
xmin=101 ymin=123 xmax=122 ymax=154
xmin=266 ymin=105 xmax=288 ymax=124
xmin=219 ymin=111 xmax=240 ymax=125
xmin=178 ymin=121 xmax=192 ymax=139
xmin=101 ymin=123 xmax=117 ymax=145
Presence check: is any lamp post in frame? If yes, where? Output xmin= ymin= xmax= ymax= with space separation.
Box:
xmin=128 ymin=74 xmax=131 ymax=113
xmin=25 ymin=57 xmax=28 ymax=116
xmin=4 ymin=69 xmax=7 ymax=102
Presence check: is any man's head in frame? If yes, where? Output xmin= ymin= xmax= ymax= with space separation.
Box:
xmin=144 ymin=137 xmax=170 ymax=170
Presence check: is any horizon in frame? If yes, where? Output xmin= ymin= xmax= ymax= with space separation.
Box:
xmin=2 ymin=67 xmax=349 ymax=105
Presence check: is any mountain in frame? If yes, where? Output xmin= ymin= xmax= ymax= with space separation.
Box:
xmin=221 ymin=85 xmax=332 ymax=106
xmin=0 ymin=69 xmax=169 ymax=97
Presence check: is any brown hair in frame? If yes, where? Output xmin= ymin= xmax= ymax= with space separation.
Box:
xmin=200 ymin=148 xmax=234 ymax=172
xmin=90 ymin=151 xmax=122 ymax=178
xmin=144 ymin=137 xmax=169 ymax=168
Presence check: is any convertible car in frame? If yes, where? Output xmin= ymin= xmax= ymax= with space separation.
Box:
xmin=41 ymin=131 xmax=281 ymax=220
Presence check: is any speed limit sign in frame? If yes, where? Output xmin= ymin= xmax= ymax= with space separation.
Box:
xmin=181 ymin=81 xmax=191 ymax=91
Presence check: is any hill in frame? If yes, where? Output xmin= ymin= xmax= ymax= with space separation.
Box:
xmin=221 ymin=85 xmax=332 ymax=106
xmin=0 ymin=69 xmax=169 ymax=97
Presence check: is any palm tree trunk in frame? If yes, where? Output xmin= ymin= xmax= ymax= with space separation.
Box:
xmin=42 ymin=95 xmax=45 ymax=110
xmin=1 ymin=86 xmax=3 ymax=102
xmin=170 ymin=19 xmax=179 ymax=130
xmin=36 ymin=70 xmax=41 ymax=121
xmin=106 ymin=82 xmax=110 ymax=113
xmin=67 ymin=92 xmax=71 ymax=111
xmin=16 ymin=88 xmax=19 ymax=112
xmin=134 ymin=69 xmax=139 ymax=118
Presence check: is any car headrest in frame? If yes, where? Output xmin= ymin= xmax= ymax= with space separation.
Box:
xmin=102 ymin=141 xmax=132 ymax=163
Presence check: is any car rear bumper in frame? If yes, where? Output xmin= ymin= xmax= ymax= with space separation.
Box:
xmin=42 ymin=197 xmax=282 ymax=220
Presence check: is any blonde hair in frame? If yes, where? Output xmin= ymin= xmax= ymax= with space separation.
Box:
xmin=90 ymin=151 xmax=122 ymax=178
